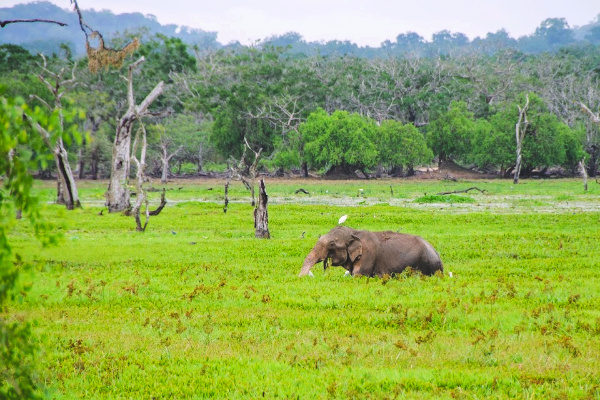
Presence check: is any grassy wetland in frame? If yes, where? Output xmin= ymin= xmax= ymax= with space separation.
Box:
xmin=6 ymin=178 xmax=600 ymax=399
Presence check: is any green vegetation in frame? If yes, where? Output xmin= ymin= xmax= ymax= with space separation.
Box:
xmin=2 ymin=5 xmax=600 ymax=398
xmin=4 ymin=178 xmax=600 ymax=398
xmin=413 ymin=194 xmax=476 ymax=204
xmin=1 ymin=97 xmax=62 ymax=398
xmin=3 ymin=10 xmax=600 ymax=182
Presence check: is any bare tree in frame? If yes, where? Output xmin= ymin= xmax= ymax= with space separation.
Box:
xmin=246 ymin=94 xmax=306 ymax=175
xmin=514 ymin=94 xmax=530 ymax=184
xmin=222 ymin=137 xmax=263 ymax=209
xmin=350 ymin=56 xmax=451 ymax=126
xmin=106 ymin=56 xmax=165 ymax=213
xmin=243 ymin=137 xmax=262 ymax=207
xmin=130 ymin=124 xmax=167 ymax=231
xmin=29 ymin=54 xmax=81 ymax=209
xmin=453 ymin=49 xmax=524 ymax=112
xmin=157 ymin=128 xmax=183 ymax=184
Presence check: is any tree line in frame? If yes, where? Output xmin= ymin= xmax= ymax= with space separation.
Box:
xmin=1 ymin=26 xmax=600 ymax=184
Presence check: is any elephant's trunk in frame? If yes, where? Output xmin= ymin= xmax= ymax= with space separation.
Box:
xmin=298 ymin=241 xmax=326 ymax=277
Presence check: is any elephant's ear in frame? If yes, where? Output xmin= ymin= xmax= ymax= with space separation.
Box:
xmin=347 ymin=235 xmax=362 ymax=262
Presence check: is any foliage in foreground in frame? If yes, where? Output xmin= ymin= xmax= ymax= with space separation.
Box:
xmin=4 ymin=179 xmax=600 ymax=398
xmin=1 ymin=97 xmax=61 ymax=399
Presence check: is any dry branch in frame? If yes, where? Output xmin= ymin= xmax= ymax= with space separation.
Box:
xmin=1 ymin=19 xmax=67 ymax=28
xmin=437 ymin=187 xmax=487 ymax=195
xmin=148 ymin=189 xmax=167 ymax=216
xmin=578 ymin=102 xmax=600 ymax=124
xmin=69 ymin=0 xmax=139 ymax=73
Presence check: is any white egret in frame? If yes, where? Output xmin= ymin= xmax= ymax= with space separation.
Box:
xmin=338 ymin=215 xmax=348 ymax=225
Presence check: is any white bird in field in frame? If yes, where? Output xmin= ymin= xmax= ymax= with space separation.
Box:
xmin=448 ymin=271 xmax=453 ymax=278
xmin=338 ymin=215 xmax=348 ymax=225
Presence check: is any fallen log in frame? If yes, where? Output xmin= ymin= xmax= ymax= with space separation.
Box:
xmin=437 ymin=187 xmax=487 ymax=195
xmin=148 ymin=189 xmax=167 ymax=216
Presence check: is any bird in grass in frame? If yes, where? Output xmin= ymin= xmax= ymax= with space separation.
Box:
xmin=338 ymin=215 xmax=348 ymax=225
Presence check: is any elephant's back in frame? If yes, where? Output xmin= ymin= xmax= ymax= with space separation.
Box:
xmin=381 ymin=232 xmax=443 ymax=275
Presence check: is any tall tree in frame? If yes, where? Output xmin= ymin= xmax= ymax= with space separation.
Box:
xmin=376 ymin=120 xmax=433 ymax=175
xmin=302 ymin=109 xmax=378 ymax=176
xmin=426 ymin=101 xmax=474 ymax=167
xmin=106 ymin=57 xmax=164 ymax=213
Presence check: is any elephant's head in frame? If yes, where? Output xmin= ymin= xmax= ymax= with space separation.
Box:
xmin=298 ymin=226 xmax=362 ymax=277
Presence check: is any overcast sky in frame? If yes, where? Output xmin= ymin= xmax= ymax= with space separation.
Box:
xmin=5 ymin=0 xmax=600 ymax=46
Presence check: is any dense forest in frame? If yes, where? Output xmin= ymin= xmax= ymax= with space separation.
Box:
xmin=1 ymin=2 xmax=600 ymax=184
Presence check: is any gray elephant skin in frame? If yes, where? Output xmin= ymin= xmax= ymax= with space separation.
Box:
xmin=298 ymin=226 xmax=443 ymax=277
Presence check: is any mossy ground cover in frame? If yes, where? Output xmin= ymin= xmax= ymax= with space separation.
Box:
xmin=6 ymin=178 xmax=600 ymax=398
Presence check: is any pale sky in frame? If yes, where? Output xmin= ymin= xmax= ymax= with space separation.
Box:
xmin=4 ymin=0 xmax=600 ymax=46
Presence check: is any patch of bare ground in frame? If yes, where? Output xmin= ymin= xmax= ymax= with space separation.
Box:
xmin=408 ymin=159 xmax=498 ymax=181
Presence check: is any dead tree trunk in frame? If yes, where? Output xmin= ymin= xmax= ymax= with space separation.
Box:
xmin=579 ymin=159 xmax=588 ymax=191
xmin=514 ymin=94 xmax=530 ymax=184
xmin=130 ymin=124 xmax=167 ymax=232
xmin=31 ymin=54 xmax=81 ymax=209
xmin=254 ymin=178 xmax=270 ymax=239
xmin=54 ymin=138 xmax=81 ymax=209
xmin=27 ymin=116 xmax=81 ymax=210
xmin=106 ymin=56 xmax=164 ymax=213
xmin=131 ymin=126 xmax=148 ymax=231
xmin=223 ymin=180 xmax=230 ymax=213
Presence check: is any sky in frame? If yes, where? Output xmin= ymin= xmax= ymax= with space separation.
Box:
xmin=4 ymin=0 xmax=600 ymax=46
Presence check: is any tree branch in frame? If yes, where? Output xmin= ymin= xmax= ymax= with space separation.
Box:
xmin=437 ymin=187 xmax=487 ymax=195
xmin=136 ymin=81 xmax=165 ymax=116
xmin=578 ymin=101 xmax=600 ymax=124
xmin=0 ymin=19 xmax=67 ymax=28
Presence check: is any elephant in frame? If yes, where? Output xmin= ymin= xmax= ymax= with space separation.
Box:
xmin=298 ymin=226 xmax=443 ymax=277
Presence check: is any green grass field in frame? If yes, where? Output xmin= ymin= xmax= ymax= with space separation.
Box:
xmin=6 ymin=178 xmax=600 ymax=399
